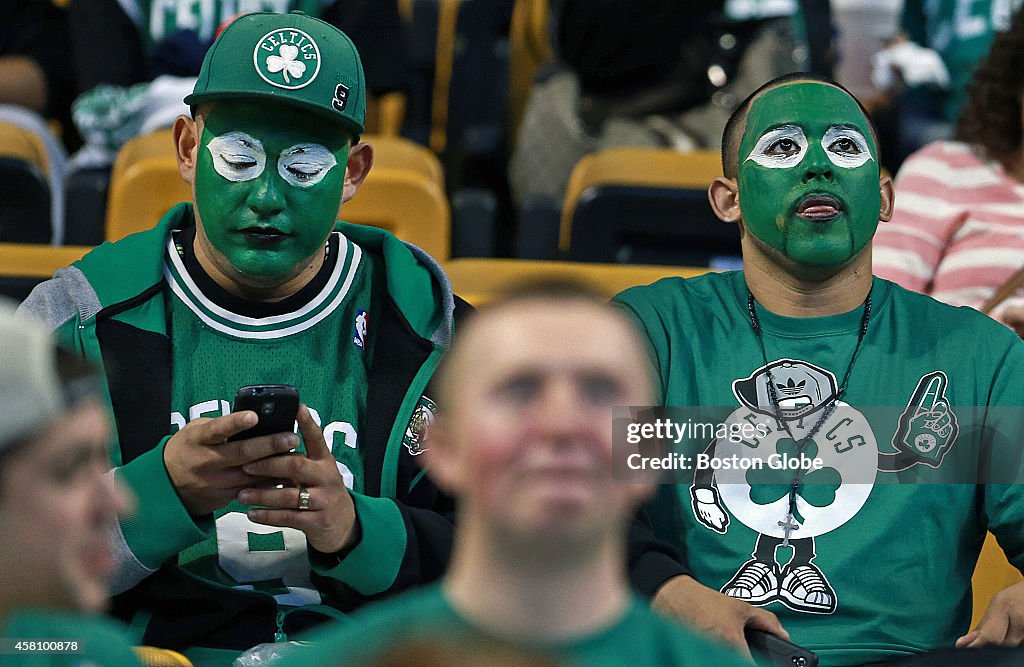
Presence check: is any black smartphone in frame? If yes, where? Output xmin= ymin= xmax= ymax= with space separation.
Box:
xmin=746 ymin=629 xmax=819 ymax=667
xmin=228 ymin=384 xmax=300 ymax=442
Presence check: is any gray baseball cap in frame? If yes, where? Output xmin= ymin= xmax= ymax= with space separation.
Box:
xmin=0 ymin=301 xmax=98 ymax=452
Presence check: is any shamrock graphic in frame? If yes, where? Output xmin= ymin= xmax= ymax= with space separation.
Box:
xmin=267 ymin=44 xmax=306 ymax=83
xmin=746 ymin=438 xmax=841 ymax=523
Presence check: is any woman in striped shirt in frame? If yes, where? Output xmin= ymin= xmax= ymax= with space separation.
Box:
xmin=873 ymin=5 xmax=1024 ymax=336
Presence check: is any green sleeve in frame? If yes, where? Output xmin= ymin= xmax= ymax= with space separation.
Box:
xmin=981 ymin=335 xmax=1024 ymax=571
xmin=612 ymin=287 xmax=668 ymax=404
xmin=309 ymin=492 xmax=406 ymax=595
xmin=115 ymin=436 xmax=210 ymax=570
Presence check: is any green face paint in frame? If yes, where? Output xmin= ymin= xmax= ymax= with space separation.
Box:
xmin=737 ymin=82 xmax=881 ymax=267
xmin=194 ymin=100 xmax=350 ymax=281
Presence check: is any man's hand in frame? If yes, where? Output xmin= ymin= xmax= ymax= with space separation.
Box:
xmin=956 ymin=580 xmax=1024 ymax=648
xmin=164 ymin=411 xmax=300 ymax=516
xmin=653 ymin=575 xmax=789 ymax=659
xmin=238 ymin=405 xmax=357 ymax=554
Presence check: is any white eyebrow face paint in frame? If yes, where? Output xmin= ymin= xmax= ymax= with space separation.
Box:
xmin=745 ymin=125 xmax=808 ymax=169
xmin=821 ymin=126 xmax=873 ymax=168
xmin=277 ymin=143 xmax=338 ymax=188
xmin=207 ymin=131 xmax=266 ymax=182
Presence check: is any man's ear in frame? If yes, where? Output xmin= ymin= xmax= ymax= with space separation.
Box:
xmin=341 ymin=141 xmax=374 ymax=204
xmin=709 ymin=176 xmax=742 ymax=224
xmin=878 ymin=172 xmax=895 ymax=222
xmin=174 ymin=115 xmax=199 ymax=186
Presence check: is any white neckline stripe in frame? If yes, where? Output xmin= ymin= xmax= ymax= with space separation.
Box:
xmin=164 ymin=236 xmax=363 ymax=339
xmin=164 ymin=233 xmax=348 ymax=327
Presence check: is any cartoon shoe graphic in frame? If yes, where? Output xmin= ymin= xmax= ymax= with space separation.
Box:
xmin=721 ymin=559 xmax=780 ymax=605
xmin=779 ymin=563 xmax=837 ymax=613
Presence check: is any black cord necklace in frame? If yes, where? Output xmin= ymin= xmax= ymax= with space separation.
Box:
xmin=746 ymin=290 xmax=872 ymax=545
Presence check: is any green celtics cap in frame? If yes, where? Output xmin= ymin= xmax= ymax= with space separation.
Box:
xmin=185 ymin=11 xmax=365 ymax=137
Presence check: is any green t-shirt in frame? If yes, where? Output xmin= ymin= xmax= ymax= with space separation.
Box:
xmin=614 ymin=271 xmax=1024 ymax=666
xmin=283 ymin=584 xmax=746 ymax=666
xmin=165 ymin=230 xmax=376 ymax=606
xmin=0 ymin=610 xmax=141 ymax=666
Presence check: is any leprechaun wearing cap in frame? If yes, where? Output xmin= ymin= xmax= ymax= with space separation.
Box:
xmin=614 ymin=74 xmax=1024 ymax=664
xmin=21 ymin=12 xmax=468 ymax=663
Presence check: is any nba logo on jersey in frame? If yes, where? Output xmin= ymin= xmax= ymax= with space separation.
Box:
xmin=354 ymin=309 xmax=369 ymax=349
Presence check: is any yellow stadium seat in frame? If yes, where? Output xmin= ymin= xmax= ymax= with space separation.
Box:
xmin=509 ymin=0 xmax=553 ymax=140
xmin=365 ymin=91 xmax=408 ymax=138
xmin=560 ymin=148 xmax=722 ymax=252
xmin=444 ymin=258 xmax=710 ymax=307
xmin=0 ymin=242 xmax=93 ymax=300
xmin=107 ymin=130 xmax=188 ymax=242
xmin=0 ymin=121 xmax=50 ymax=176
xmin=971 ymin=532 xmax=1023 ymax=629
xmin=0 ymin=242 xmax=91 ymax=278
xmin=106 ymin=131 xmax=448 ymax=257
xmin=134 ymin=646 xmax=193 ymax=667
xmin=429 ymin=0 xmax=461 ymax=154
xmin=368 ymin=135 xmax=444 ymax=187
xmin=344 ymin=167 xmax=450 ymax=261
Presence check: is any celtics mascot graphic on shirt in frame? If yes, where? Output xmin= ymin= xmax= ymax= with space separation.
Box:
xmin=689 ymin=360 xmax=959 ymax=614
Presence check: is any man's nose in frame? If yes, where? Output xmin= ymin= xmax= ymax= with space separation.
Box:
xmin=246 ymin=168 xmax=286 ymax=217
xmin=802 ymin=143 xmax=833 ymax=182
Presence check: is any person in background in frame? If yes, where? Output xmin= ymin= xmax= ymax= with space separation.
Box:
xmin=281 ymin=282 xmax=748 ymax=667
xmin=874 ymin=6 xmax=1024 ymax=336
xmin=0 ymin=302 xmax=139 ymax=666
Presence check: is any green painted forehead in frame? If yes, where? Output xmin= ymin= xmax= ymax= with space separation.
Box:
xmin=740 ymin=82 xmax=877 ymax=160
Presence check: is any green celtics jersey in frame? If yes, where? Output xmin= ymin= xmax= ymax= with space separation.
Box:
xmin=0 ymin=610 xmax=141 ymax=666
xmin=117 ymin=0 xmax=327 ymax=49
xmin=282 ymin=585 xmax=747 ymax=666
xmin=901 ymin=0 xmax=1023 ymax=121
xmin=615 ymin=271 xmax=1024 ymax=666
xmin=164 ymin=230 xmax=375 ymax=606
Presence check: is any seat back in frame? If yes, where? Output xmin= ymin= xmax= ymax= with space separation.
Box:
xmin=444 ymin=257 xmax=710 ymax=306
xmin=972 ymin=532 xmax=1023 ymax=628
xmin=0 ymin=122 xmax=52 ymax=243
xmin=107 ymin=130 xmax=187 ymax=241
xmin=508 ymin=0 xmax=552 ymax=139
xmin=560 ymin=148 xmax=737 ymax=265
xmin=0 ymin=242 xmax=92 ymax=301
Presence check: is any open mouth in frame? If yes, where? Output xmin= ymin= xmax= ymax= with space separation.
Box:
xmin=796 ymin=195 xmax=843 ymax=222
xmin=240 ymin=227 xmax=288 ymax=243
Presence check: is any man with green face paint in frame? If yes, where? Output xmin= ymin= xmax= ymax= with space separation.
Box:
xmin=615 ymin=73 xmax=1024 ymax=664
xmin=20 ymin=11 xmax=469 ymax=664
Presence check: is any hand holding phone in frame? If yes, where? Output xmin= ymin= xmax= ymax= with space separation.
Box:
xmin=228 ymin=384 xmax=300 ymax=442
xmin=745 ymin=629 xmax=818 ymax=667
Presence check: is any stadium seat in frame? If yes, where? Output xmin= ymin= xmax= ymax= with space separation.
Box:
xmin=0 ymin=122 xmax=52 ymax=243
xmin=344 ymin=167 xmax=450 ymax=261
xmin=106 ymin=130 xmax=188 ymax=242
xmin=444 ymin=257 xmax=710 ymax=306
xmin=508 ymin=0 xmax=552 ymax=140
xmin=370 ymin=134 xmax=444 ymax=187
xmin=365 ymin=91 xmax=408 ymax=138
xmin=134 ymin=646 xmax=193 ymax=666
xmin=972 ymin=532 xmax=1023 ymax=629
xmin=560 ymin=148 xmax=739 ymax=266
xmin=0 ymin=242 xmax=92 ymax=301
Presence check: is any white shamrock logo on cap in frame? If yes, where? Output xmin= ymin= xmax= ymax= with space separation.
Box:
xmin=266 ymin=44 xmax=306 ymax=84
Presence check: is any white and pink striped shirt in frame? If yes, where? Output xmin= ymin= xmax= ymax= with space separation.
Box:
xmin=874 ymin=140 xmax=1024 ymax=318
